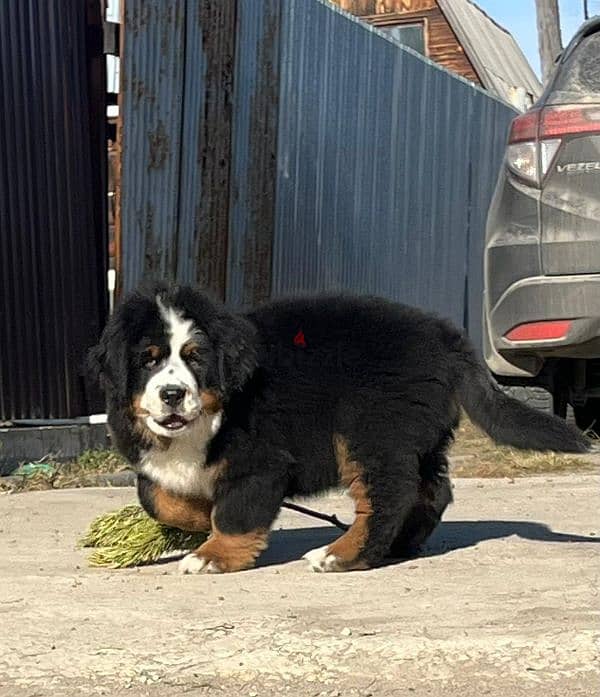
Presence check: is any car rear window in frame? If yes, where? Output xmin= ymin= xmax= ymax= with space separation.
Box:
xmin=548 ymin=31 xmax=600 ymax=104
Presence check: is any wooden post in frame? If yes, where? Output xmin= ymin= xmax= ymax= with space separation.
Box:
xmin=536 ymin=0 xmax=563 ymax=84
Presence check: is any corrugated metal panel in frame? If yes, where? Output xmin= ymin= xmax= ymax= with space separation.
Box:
xmin=119 ymin=0 xmax=235 ymax=297
xmin=0 ymin=0 xmax=107 ymax=420
xmin=119 ymin=0 xmax=186 ymax=289
xmin=272 ymin=0 xmax=515 ymax=344
xmin=119 ymin=0 xmax=514 ymax=348
xmin=437 ymin=0 xmax=542 ymax=108
xmin=187 ymin=0 xmax=236 ymax=299
xmin=227 ymin=0 xmax=281 ymax=308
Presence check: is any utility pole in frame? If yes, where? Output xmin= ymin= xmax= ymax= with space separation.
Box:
xmin=535 ymin=0 xmax=563 ymax=84
xmin=583 ymin=0 xmax=589 ymax=20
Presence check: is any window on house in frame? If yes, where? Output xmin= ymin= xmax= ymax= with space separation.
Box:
xmin=379 ymin=22 xmax=426 ymax=56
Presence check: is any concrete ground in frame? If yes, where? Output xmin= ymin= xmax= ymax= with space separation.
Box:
xmin=1 ymin=476 xmax=599 ymax=697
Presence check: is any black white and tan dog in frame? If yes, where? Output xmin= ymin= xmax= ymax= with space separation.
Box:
xmin=89 ymin=284 xmax=589 ymax=574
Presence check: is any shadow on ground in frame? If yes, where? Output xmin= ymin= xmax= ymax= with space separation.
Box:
xmin=423 ymin=520 xmax=600 ymax=556
xmin=252 ymin=520 xmax=599 ymax=568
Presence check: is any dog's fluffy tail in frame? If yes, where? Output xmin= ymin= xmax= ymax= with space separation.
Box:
xmin=456 ymin=343 xmax=589 ymax=453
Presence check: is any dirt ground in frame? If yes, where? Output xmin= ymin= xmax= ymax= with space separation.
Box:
xmin=1 ymin=476 xmax=599 ymax=697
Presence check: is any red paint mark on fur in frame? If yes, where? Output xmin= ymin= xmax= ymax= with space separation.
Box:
xmin=293 ymin=329 xmax=306 ymax=348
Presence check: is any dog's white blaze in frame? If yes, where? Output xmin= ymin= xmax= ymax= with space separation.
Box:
xmin=140 ymin=298 xmax=202 ymax=423
xmin=140 ymin=415 xmax=222 ymax=497
xmin=158 ymin=300 xmax=195 ymax=364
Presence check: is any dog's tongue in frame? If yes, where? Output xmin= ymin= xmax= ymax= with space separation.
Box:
xmin=160 ymin=414 xmax=187 ymax=430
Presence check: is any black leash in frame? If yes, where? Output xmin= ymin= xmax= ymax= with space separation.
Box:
xmin=281 ymin=501 xmax=349 ymax=531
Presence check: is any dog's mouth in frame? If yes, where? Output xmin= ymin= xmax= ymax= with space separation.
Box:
xmin=154 ymin=414 xmax=193 ymax=431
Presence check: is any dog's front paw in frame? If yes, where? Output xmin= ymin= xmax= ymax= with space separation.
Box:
xmin=302 ymin=545 xmax=344 ymax=573
xmin=178 ymin=552 xmax=223 ymax=575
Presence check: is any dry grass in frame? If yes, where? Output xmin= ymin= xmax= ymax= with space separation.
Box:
xmin=0 ymin=449 xmax=130 ymax=493
xmin=450 ymin=418 xmax=598 ymax=478
xmin=2 ymin=418 xmax=598 ymax=494
xmin=79 ymin=504 xmax=206 ymax=568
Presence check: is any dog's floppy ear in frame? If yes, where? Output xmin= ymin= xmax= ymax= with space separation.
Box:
xmin=211 ymin=312 xmax=258 ymax=394
xmin=87 ymin=317 xmax=128 ymax=401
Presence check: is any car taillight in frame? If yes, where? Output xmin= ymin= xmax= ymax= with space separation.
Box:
xmin=506 ymin=140 xmax=541 ymax=184
xmin=506 ymin=105 xmax=600 ymax=187
xmin=505 ymin=320 xmax=572 ymax=342
xmin=540 ymin=105 xmax=600 ymax=137
xmin=507 ymin=110 xmax=542 ymax=185
xmin=508 ymin=109 xmax=540 ymax=143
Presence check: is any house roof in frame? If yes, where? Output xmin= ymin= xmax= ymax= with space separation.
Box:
xmin=437 ymin=0 xmax=542 ymax=110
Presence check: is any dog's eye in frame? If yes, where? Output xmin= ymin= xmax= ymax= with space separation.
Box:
xmin=141 ymin=346 xmax=161 ymax=369
xmin=182 ymin=342 xmax=203 ymax=362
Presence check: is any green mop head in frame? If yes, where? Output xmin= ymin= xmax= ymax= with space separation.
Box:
xmin=79 ymin=504 xmax=207 ymax=568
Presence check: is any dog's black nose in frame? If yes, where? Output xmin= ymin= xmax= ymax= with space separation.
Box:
xmin=159 ymin=385 xmax=186 ymax=407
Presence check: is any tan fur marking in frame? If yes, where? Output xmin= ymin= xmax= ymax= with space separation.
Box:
xmin=145 ymin=344 xmax=161 ymax=360
xmin=152 ymin=485 xmax=213 ymax=532
xmin=199 ymin=389 xmax=223 ymax=415
xmin=328 ymin=434 xmax=373 ymax=570
xmin=131 ymin=394 xmax=147 ymax=416
xmin=190 ymin=510 xmax=269 ymax=572
xmin=180 ymin=340 xmax=201 ymax=359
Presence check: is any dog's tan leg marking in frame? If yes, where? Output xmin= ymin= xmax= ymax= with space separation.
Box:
xmin=303 ymin=434 xmax=373 ymax=572
xmin=179 ymin=521 xmax=269 ymax=574
xmin=152 ymin=485 xmax=213 ymax=532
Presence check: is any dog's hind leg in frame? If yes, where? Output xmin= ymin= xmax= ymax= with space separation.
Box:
xmin=303 ymin=436 xmax=421 ymax=572
xmin=388 ymin=451 xmax=453 ymax=558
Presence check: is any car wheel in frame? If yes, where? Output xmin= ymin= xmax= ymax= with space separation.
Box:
xmin=573 ymin=399 xmax=600 ymax=433
xmin=500 ymin=386 xmax=553 ymax=413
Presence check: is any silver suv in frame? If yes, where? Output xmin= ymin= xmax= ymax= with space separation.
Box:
xmin=484 ymin=18 xmax=600 ymax=429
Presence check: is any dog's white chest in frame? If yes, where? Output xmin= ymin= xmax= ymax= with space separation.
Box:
xmin=140 ymin=418 xmax=221 ymax=498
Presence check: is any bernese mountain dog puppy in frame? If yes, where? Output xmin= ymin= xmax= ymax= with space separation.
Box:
xmin=89 ymin=284 xmax=588 ymax=574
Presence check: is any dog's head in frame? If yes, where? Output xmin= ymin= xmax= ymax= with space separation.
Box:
xmin=89 ymin=284 xmax=257 ymax=458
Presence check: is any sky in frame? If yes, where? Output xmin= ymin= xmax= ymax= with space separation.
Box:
xmin=475 ymin=0 xmax=599 ymax=77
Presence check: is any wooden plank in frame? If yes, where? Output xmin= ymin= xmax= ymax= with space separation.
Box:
xmin=365 ymin=6 xmax=481 ymax=85
xmin=331 ymin=0 xmax=435 ymax=15
xmin=334 ymin=0 xmax=377 ymax=15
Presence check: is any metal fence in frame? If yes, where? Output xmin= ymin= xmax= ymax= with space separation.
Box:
xmin=0 ymin=0 xmax=107 ymax=420
xmin=119 ymin=0 xmax=238 ymax=301
xmin=119 ymin=0 xmax=516 ymax=349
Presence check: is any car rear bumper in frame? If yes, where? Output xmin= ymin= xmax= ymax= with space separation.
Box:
xmin=484 ymin=273 xmax=600 ymax=377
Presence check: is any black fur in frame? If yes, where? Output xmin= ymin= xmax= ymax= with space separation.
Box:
xmin=136 ymin=472 xmax=158 ymax=520
xmin=90 ymin=286 xmax=589 ymax=570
